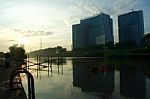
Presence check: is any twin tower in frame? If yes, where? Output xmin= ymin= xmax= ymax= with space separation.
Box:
xmin=72 ymin=10 xmax=144 ymax=50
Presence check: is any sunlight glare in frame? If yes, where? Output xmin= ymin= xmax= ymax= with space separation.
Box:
xmin=19 ymin=37 xmax=28 ymax=45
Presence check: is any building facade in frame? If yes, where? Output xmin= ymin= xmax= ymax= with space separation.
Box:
xmin=72 ymin=13 xmax=114 ymax=50
xmin=72 ymin=24 xmax=89 ymax=49
xmin=118 ymin=10 xmax=144 ymax=47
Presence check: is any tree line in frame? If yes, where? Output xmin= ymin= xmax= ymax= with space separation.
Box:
xmin=29 ymin=46 xmax=67 ymax=57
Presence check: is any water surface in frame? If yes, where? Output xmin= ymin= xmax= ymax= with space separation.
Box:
xmin=22 ymin=58 xmax=150 ymax=99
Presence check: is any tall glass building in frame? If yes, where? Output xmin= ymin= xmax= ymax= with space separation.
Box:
xmin=118 ymin=10 xmax=144 ymax=47
xmin=72 ymin=13 xmax=114 ymax=50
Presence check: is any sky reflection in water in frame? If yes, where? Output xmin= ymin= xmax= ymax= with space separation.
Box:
xmin=21 ymin=58 xmax=150 ymax=99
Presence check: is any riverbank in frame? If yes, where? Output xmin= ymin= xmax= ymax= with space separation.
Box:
xmin=28 ymin=46 xmax=150 ymax=58
xmin=105 ymin=48 xmax=150 ymax=59
xmin=0 ymin=62 xmax=27 ymax=99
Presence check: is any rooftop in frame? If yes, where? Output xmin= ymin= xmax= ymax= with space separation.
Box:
xmin=118 ymin=10 xmax=143 ymax=17
xmin=81 ymin=12 xmax=109 ymax=20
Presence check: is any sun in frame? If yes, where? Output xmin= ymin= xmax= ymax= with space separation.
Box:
xmin=18 ymin=37 xmax=28 ymax=45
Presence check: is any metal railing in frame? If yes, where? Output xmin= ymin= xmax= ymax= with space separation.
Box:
xmin=9 ymin=68 xmax=35 ymax=99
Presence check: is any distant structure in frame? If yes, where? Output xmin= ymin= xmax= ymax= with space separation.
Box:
xmin=72 ymin=13 xmax=114 ymax=50
xmin=118 ymin=10 xmax=144 ymax=47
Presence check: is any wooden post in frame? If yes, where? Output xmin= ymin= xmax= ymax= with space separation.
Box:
xmin=39 ymin=54 xmax=40 ymax=70
xmin=37 ymin=54 xmax=38 ymax=78
xmin=61 ymin=57 xmax=63 ymax=74
xmin=57 ymin=57 xmax=59 ymax=74
xmin=50 ymin=57 xmax=52 ymax=73
xmin=28 ymin=54 xmax=29 ymax=70
xmin=48 ymin=56 xmax=49 ymax=76
xmin=39 ymin=54 xmax=41 ymax=79
xmin=25 ymin=55 xmax=27 ymax=69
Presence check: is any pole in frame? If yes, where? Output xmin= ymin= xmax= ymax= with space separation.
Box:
xmin=62 ymin=57 xmax=63 ymax=74
xmin=50 ymin=57 xmax=52 ymax=74
xmin=48 ymin=56 xmax=49 ymax=76
xmin=57 ymin=57 xmax=59 ymax=74
xmin=37 ymin=54 xmax=38 ymax=78
xmin=39 ymin=37 xmax=42 ymax=73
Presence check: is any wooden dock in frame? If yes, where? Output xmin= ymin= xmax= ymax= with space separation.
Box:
xmin=25 ymin=55 xmax=65 ymax=76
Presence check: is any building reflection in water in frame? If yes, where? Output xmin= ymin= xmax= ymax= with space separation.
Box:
xmin=120 ymin=65 xmax=146 ymax=98
xmin=72 ymin=58 xmax=115 ymax=98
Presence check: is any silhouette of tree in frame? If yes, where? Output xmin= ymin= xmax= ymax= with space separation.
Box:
xmin=114 ymin=42 xmax=120 ymax=49
xmin=9 ymin=46 xmax=26 ymax=65
xmin=119 ymin=40 xmax=137 ymax=48
xmin=143 ymin=33 xmax=150 ymax=48
xmin=105 ymin=42 xmax=114 ymax=49
xmin=0 ymin=52 xmax=4 ymax=58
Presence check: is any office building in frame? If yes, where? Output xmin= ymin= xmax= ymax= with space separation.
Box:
xmin=118 ymin=10 xmax=144 ymax=47
xmin=72 ymin=13 xmax=114 ymax=50
xmin=72 ymin=24 xmax=89 ymax=49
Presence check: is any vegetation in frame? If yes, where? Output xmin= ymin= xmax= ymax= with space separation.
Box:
xmin=9 ymin=45 xmax=27 ymax=65
xmin=72 ymin=45 xmax=105 ymax=57
xmin=105 ymin=48 xmax=150 ymax=58
xmin=29 ymin=46 xmax=67 ymax=57
xmin=0 ymin=52 xmax=4 ymax=58
xmin=28 ymin=39 xmax=150 ymax=58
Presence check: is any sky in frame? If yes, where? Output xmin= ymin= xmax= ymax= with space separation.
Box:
xmin=0 ymin=0 xmax=150 ymax=52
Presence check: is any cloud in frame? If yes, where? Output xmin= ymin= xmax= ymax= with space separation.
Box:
xmin=13 ymin=29 xmax=53 ymax=37
xmin=71 ymin=0 xmax=137 ymax=16
xmin=70 ymin=0 xmax=103 ymax=16
xmin=112 ymin=0 xmax=138 ymax=14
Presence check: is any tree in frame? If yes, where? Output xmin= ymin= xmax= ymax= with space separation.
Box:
xmin=105 ymin=42 xmax=114 ymax=49
xmin=56 ymin=46 xmax=67 ymax=56
xmin=114 ymin=42 xmax=120 ymax=49
xmin=9 ymin=46 xmax=26 ymax=65
xmin=0 ymin=52 xmax=4 ymax=58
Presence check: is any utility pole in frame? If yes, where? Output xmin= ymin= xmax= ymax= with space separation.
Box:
xmin=40 ymin=37 xmax=42 ymax=51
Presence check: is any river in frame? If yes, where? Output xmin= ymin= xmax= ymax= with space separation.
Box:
xmin=21 ymin=57 xmax=150 ymax=99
